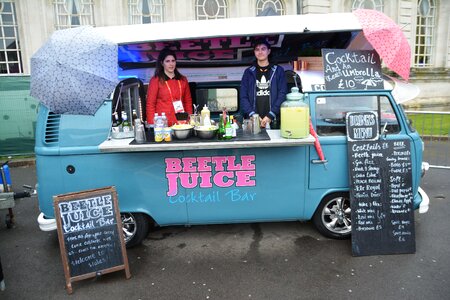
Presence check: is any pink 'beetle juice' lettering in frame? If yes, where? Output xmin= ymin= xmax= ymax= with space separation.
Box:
xmin=165 ymin=155 xmax=256 ymax=196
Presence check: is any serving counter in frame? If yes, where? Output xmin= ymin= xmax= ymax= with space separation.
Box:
xmin=99 ymin=129 xmax=315 ymax=153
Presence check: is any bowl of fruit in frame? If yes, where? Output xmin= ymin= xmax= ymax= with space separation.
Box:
xmin=194 ymin=125 xmax=218 ymax=139
xmin=171 ymin=124 xmax=194 ymax=139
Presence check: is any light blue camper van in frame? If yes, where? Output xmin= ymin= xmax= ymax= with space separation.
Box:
xmin=35 ymin=14 xmax=429 ymax=247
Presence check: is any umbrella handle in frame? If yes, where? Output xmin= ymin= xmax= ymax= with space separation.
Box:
xmin=309 ymin=119 xmax=326 ymax=162
xmin=107 ymin=82 xmax=124 ymax=140
xmin=113 ymin=82 xmax=124 ymax=113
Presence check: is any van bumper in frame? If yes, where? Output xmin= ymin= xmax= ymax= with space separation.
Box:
xmin=421 ymin=162 xmax=429 ymax=178
xmin=417 ymin=187 xmax=430 ymax=214
xmin=37 ymin=212 xmax=57 ymax=231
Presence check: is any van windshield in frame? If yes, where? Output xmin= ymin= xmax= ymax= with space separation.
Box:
xmin=315 ymin=95 xmax=400 ymax=136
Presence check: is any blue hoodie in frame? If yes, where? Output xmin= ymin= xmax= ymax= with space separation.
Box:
xmin=240 ymin=64 xmax=287 ymax=120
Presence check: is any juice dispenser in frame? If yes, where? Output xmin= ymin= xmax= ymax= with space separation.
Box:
xmin=280 ymin=87 xmax=309 ymax=138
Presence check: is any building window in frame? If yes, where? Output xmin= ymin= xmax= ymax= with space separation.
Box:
xmin=414 ymin=0 xmax=436 ymax=67
xmin=128 ymin=0 xmax=165 ymax=24
xmin=351 ymin=0 xmax=383 ymax=11
xmin=195 ymin=0 xmax=228 ymax=20
xmin=256 ymin=0 xmax=285 ymax=16
xmin=53 ymin=0 xmax=95 ymax=30
xmin=0 ymin=0 xmax=22 ymax=74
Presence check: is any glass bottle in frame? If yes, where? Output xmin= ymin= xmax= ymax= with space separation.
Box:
xmin=121 ymin=111 xmax=132 ymax=133
xmin=218 ymin=114 xmax=225 ymax=140
xmin=230 ymin=115 xmax=238 ymax=137
xmin=112 ymin=112 xmax=122 ymax=133
xmin=225 ymin=116 xmax=233 ymax=139
xmin=132 ymin=109 xmax=138 ymax=126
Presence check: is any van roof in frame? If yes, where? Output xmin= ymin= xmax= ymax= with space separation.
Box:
xmin=96 ymin=13 xmax=362 ymax=45
xmin=94 ymin=14 xmax=368 ymax=70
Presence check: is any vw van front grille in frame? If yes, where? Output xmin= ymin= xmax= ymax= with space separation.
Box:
xmin=44 ymin=112 xmax=61 ymax=144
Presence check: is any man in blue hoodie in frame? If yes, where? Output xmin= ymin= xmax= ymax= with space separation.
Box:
xmin=240 ymin=38 xmax=287 ymax=129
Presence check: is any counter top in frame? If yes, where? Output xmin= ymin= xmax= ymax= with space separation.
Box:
xmin=99 ymin=130 xmax=315 ymax=153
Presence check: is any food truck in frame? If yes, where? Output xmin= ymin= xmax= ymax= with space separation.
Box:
xmin=34 ymin=13 xmax=429 ymax=247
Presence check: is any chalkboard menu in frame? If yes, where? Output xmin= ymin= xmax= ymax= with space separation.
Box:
xmin=322 ymin=49 xmax=383 ymax=91
xmin=346 ymin=113 xmax=415 ymax=256
xmin=53 ymin=186 xmax=130 ymax=294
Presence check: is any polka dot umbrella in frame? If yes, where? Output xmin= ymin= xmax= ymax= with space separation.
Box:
xmin=353 ymin=9 xmax=411 ymax=81
xmin=30 ymin=26 xmax=119 ymax=115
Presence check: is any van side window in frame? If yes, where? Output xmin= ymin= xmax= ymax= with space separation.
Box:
xmin=112 ymin=78 xmax=146 ymax=122
xmin=315 ymin=95 xmax=400 ymax=136
xmin=195 ymin=88 xmax=238 ymax=112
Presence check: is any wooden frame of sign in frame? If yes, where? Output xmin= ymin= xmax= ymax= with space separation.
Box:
xmin=53 ymin=186 xmax=130 ymax=294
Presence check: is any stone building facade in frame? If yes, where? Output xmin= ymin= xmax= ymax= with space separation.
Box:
xmin=2 ymin=0 xmax=449 ymax=106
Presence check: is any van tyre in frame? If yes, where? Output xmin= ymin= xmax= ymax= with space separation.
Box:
xmin=312 ymin=193 xmax=351 ymax=239
xmin=121 ymin=212 xmax=150 ymax=248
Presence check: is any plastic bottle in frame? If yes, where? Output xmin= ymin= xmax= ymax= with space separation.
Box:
xmin=200 ymin=105 xmax=210 ymax=126
xmin=161 ymin=112 xmax=168 ymax=127
xmin=203 ymin=114 xmax=211 ymax=126
xmin=154 ymin=113 xmax=164 ymax=128
xmin=153 ymin=113 xmax=159 ymax=127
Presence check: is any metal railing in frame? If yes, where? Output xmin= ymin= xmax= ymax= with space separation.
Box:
xmin=405 ymin=110 xmax=450 ymax=169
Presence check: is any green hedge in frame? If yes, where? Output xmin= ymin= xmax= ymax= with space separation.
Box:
xmin=0 ymin=76 xmax=39 ymax=156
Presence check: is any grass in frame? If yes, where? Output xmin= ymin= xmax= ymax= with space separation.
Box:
xmin=406 ymin=112 xmax=450 ymax=136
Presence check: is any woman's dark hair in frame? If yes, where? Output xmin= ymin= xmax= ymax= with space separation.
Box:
xmin=154 ymin=48 xmax=183 ymax=81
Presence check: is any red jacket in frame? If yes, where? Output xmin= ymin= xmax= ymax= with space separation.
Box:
xmin=146 ymin=76 xmax=193 ymax=126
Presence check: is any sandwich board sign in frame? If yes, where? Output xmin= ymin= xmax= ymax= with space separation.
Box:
xmin=53 ymin=186 xmax=130 ymax=294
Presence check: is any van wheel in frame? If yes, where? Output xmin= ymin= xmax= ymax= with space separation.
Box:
xmin=121 ymin=212 xmax=150 ymax=248
xmin=312 ymin=193 xmax=351 ymax=239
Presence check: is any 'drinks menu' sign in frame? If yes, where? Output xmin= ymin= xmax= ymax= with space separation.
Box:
xmin=53 ymin=186 xmax=130 ymax=294
xmin=322 ymin=49 xmax=383 ymax=91
xmin=346 ymin=112 xmax=415 ymax=256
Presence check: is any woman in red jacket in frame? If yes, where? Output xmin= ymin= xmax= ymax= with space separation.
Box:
xmin=146 ymin=48 xmax=193 ymax=126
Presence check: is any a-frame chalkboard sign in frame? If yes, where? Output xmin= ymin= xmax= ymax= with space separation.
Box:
xmin=53 ymin=186 xmax=130 ymax=294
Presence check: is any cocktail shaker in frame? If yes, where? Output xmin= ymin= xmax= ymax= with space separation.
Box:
xmin=134 ymin=119 xmax=146 ymax=143
xmin=251 ymin=114 xmax=261 ymax=134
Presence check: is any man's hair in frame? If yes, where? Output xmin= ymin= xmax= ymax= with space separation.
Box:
xmin=253 ymin=38 xmax=271 ymax=50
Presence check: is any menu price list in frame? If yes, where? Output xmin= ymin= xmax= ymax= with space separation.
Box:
xmin=65 ymin=226 xmax=124 ymax=277
xmin=349 ymin=139 xmax=415 ymax=256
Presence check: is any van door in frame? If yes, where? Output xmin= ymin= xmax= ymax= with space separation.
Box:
xmin=308 ymin=92 xmax=403 ymax=192
xmin=184 ymin=146 xmax=308 ymax=224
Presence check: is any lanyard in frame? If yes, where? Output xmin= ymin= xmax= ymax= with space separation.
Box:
xmin=164 ymin=80 xmax=182 ymax=101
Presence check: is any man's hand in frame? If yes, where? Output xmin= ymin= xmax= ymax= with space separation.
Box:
xmin=260 ymin=116 xmax=271 ymax=128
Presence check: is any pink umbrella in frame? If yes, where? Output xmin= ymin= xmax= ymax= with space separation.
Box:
xmin=353 ymin=9 xmax=411 ymax=81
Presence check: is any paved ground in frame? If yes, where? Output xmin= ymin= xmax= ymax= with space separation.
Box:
xmin=0 ymin=165 xmax=449 ymax=299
